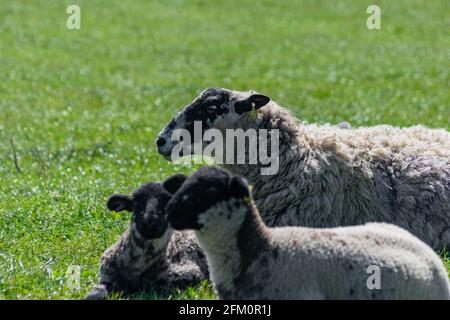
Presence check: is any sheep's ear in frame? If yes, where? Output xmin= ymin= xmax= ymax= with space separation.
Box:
xmin=229 ymin=176 xmax=250 ymax=199
xmin=249 ymin=94 xmax=270 ymax=109
xmin=107 ymin=194 xmax=133 ymax=212
xmin=163 ymin=173 xmax=187 ymax=194
xmin=234 ymin=94 xmax=270 ymax=114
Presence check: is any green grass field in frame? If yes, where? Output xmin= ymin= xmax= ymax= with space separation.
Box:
xmin=0 ymin=0 xmax=449 ymax=299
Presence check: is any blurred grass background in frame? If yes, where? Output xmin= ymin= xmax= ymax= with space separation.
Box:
xmin=0 ymin=0 xmax=448 ymax=299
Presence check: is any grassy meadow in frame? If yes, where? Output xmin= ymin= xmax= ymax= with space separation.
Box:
xmin=0 ymin=0 xmax=448 ymax=299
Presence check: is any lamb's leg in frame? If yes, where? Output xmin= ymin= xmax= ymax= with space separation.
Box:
xmin=167 ymin=263 xmax=207 ymax=290
xmin=84 ymin=284 xmax=110 ymax=300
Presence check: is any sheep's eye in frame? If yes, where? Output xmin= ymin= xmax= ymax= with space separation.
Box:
xmin=206 ymin=105 xmax=217 ymax=113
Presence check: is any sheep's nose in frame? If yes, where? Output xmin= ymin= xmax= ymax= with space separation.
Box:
xmin=156 ymin=136 xmax=167 ymax=148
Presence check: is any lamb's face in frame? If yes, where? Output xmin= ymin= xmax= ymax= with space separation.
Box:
xmin=107 ymin=174 xmax=187 ymax=239
xmin=156 ymin=88 xmax=270 ymax=160
xmin=166 ymin=166 xmax=250 ymax=231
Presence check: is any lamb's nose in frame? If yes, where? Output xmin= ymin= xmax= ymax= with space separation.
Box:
xmin=156 ymin=136 xmax=167 ymax=148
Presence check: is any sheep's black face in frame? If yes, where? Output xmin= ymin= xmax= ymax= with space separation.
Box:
xmin=156 ymin=88 xmax=270 ymax=160
xmin=107 ymin=174 xmax=187 ymax=239
xmin=130 ymin=184 xmax=171 ymax=239
xmin=166 ymin=167 xmax=250 ymax=231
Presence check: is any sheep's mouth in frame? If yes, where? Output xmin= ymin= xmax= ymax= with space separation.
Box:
xmin=167 ymin=209 xmax=202 ymax=231
xmin=158 ymin=143 xmax=193 ymax=162
xmin=161 ymin=151 xmax=173 ymax=161
xmin=166 ymin=213 xmax=184 ymax=230
xmin=137 ymin=221 xmax=168 ymax=239
xmin=157 ymin=144 xmax=176 ymax=161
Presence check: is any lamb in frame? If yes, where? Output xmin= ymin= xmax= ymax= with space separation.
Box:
xmin=156 ymin=88 xmax=450 ymax=250
xmin=85 ymin=174 xmax=208 ymax=300
xmin=165 ymin=166 xmax=450 ymax=300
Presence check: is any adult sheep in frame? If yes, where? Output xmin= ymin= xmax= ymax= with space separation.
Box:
xmin=156 ymin=88 xmax=450 ymax=250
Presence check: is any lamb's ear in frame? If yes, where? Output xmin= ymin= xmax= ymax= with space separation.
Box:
xmin=107 ymin=194 xmax=133 ymax=212
xmin=163 ymin=173 xmax=187 ymax=194
xmin=229 ymin=176 xmax=250 ymax=199
xmin=234 ymin=94 xmax=270 ymax=114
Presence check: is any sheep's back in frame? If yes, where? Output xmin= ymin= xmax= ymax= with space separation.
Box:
xmin=247 ymin=224 xmax=450 ymax=299
xmin=249 ymin=117 xmax=450 ymax=249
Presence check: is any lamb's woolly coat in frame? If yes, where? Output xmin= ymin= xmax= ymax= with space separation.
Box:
xmin=157 ymin=88 xmax=450 ymax=249
xmin=86 ymin=227 xmax=207 ymax=299
xmin=198 ymin=202 xmax=450 ymax=300
xmin=165 ymin=167 xmax=450 ymax=300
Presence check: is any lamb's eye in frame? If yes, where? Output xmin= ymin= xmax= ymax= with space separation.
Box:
xmin=206 ymin=105 xmax=217 ymax=113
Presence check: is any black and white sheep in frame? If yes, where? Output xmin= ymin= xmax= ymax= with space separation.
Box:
xmin=85 ymin=174 xmax=208 ymax=299
xmin=166 ymin=166 xmax=450 ymax=300
xmin=157 ymin=88 xmax=450 ymax=250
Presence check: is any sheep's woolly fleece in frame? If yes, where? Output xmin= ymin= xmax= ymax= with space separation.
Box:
xmin=227 ymin=101 xmax=450 ymax=250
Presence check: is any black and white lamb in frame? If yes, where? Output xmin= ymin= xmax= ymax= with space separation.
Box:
xmin=85 ymin=174 xmax=208 ymax=299
xmin=166 ymin=166 xmax=450 ymax=300
xmin=157 ymin=88 xmax=450 ymax=250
